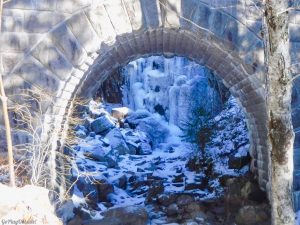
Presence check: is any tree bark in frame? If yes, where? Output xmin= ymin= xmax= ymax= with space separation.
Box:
xmin=264 ymin=0 xmax=294 ymax=224
xmin=0 ymin=0 xmax=15 ymax=187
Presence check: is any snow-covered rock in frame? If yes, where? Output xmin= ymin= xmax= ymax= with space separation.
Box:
xmin=0 ymin=184 xmax=62 ymax=225
xmin=101 ymin=206 xmax=148 ymax=225
xmin=125 ymin=110 xmax=151 ymax=128
xmin=136 ymin=117 xmax=170 ymax=149
xmin=105 ymin=128 xmax=130 ymax=155
xmin=138 ymin=142 xmax=152 ymax=155
xmin=56 ymin=200 xmax=75 ymax=223
xmin=112 ymin=107 xmax=131 ymax=120
xmin=91 ymin=115 xmax=115 ymax=134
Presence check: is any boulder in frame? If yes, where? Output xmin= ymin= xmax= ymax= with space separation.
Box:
xmin=84 ymin=150 xmax=117 ymax=168
xmin=88 ymin=100 xmax=106 ymax=117
xmin=91 ymin=116 xmax=115 ymax=135
xmin=137 ymin=142 xmax=152 ymax=155
xmin=83 ymin=147 xmax=106 ymax=161
xmin=75 ymin=130 xmax=87 ymax=139
xmin=123 ymin=130 xmax=143 ymax=143
xmin=146 ymin=180 xmax=164 ymax=202
xmin=56 ymin=200 xmax=75 ymax=223
xmin=101 ymin=206 xmax=148 ymax=225
xmin=105 ymin=155 xmax=118 ymax=168
xmin=166 ymin=204 xmax=179 ymax=216
xmin=228 ymin=153 xmax=251 ymax=169
xmin=95 ymin=178 xmax=114 ymax=202
xmin=67 ymin=215 xmax=82 ymax=225
xmin=125 ymin=110 xmax=151 ymax=128
xmin=225 ymin=177 xmax=267 ymax=206
xmin=74 ymin=124 xmax=87 ymax=132
xmin=0 ymin=184 xmax=62 ymax=225
xmin=241 ymin=181 xmax=267 ymax=203
xmin=105 ymin=129 xmax=130 ymax=155
xmin=136 ymin=117 xmax=169 ymax=148
xmin=157 ymin=194 xmax=177 ymax=207
xmin=176 ymin=194 xmax=194 ymax=206
xmin=74 ymin=207 xmax=92 ymax=220
xmin=235 ymin=204 xmax=270 ymax=225
xmin=112 ymin=174 xmax=127 ymax=190
xmin=83 ymin=218 xmax=122 ymax=225
xmin=89 ymin=132 xmax=96 ymax=137
xmin=76 ymin=177 xmax=99 ymax=208
xmin=112 ymin=107 xmax=131 ymax=120
xmin=184 ymin=202 xmax=201 ymax=214
xmin=126 ymin=141 xmax=139 ymax=155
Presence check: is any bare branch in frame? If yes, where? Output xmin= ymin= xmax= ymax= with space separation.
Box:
xmin=289 ymin=73 xmax=300 ymax=85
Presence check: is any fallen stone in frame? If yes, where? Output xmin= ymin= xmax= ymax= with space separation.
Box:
xmin=157 ymin=194 xmax=177 ymax=207
xmin=228 ymin=153 xmax=251 ymax=169
xmin=136 ymin=117 xmax=169 ymax=148
xmin=76 ymin=129 xmax=87 ymax=139
xmin=166 ymin=204 xmax=179 ymax=216
xmin=125 ymin=110 xmax=151 ymax=128
xmin=56 ymin=200 xmax=75 ymax=223
xmin=76 ymin=178 xmax=99 ymax=207
xmin=95 ymin=179 xmax=114 ymax=202
xmin=102 ymin=206 xmax=148 ymax=225
xmin=83 ymin=218 xmax=122 ymax=225
xmin=235 ymin=204 xmax=270 ymax=225
xmin=0 ymin=184 xmax=62 ymax=224
xmin=126 ymin=141 xmax=139 ymax=154
xmin=91 ymin=116 xmax=115 ymax=135
xmin=112 ymin=107 xmax=131 ymax=120
xmin=176 ymin=194 xmax=194 ymax=206
xmin=112 ymin=174 xmax=127 ymax=190
xmin=138 ymin=142 xmax=152 ymax=155
xmin=146 ymin=180 xmax=164 ymax=202
xmin=105 ymin=128 xmax=130 ymax=155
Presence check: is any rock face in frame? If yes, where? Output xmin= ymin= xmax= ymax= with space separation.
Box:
xmin=121 ymin=56 xmax=228 ymax=127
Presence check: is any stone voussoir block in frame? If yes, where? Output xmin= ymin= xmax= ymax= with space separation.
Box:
xmin=24 ymin=11 xmax=64 ymax=33
xmin=15 ymin=56 xmax=62 ymax=94
xmin=123 ymin=0 xmax=144 ymax=31
xmin=140 ymin=0 xmax=162 ymax=28
xmin=67 ymin=11 xmax=101 ymax=54
xmin=50 ymin=23 xmax=87 ymax=67
xmin=103 ymin=0 xmax=132 ymax=35
xmin=31 ymin=38 xmax=74 ymax=81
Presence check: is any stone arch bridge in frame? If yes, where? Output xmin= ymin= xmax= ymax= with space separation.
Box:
xmin=1 ymin=0 xmax=300 ymax=201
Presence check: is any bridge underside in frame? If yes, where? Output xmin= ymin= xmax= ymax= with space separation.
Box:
xmin=0 ymin=0 xmax=271 ymax=192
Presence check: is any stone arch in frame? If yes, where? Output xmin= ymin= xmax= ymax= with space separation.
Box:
xmin=1 ymin=0 xmax=268 ymax=192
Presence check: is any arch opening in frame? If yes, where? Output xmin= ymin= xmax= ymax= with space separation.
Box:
xmin=68 ymin=56 xmax=254 ymax=223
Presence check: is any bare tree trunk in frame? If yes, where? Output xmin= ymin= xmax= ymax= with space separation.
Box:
xmin=264 ymin=0 xmax=294 ymax=224
xmin=0 ymin=0 xmax=15 ymax=187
